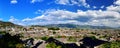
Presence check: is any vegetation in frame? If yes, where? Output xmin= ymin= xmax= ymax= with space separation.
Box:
xmin=53 ymin=31 xmax=56 ymax=34
xmin=100 ymin=41 xmax=120 ymax=48
xmin=90 ymin=32 xmax=96 ymax=35
xmin=89 ymin=36 xmax=97 ymax=40
xmin=48 ymin=27 xmax=60 ymax=30
xmin=56 ymin=36 xmax=62 ymax=38
xmin=99 ymin=35 xmax=108 ymax=38
xmin=0 ymin=31 xmax=6 ymax=35
xmin=67 ymin=36 xmax=77 ymax=42
xmin=76 ymin=30 xmax=80 ymax=32
xmin=41 ymin=36 xmax=49 ymax=41
xmin=0 ymin=32 xmax=25 ymax=48
xmin=46 ymin=42 xmax=62 ymax=48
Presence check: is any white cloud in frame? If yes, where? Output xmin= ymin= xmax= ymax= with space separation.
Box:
xmin=7 ymin=0 xmax=120 ymax=27
xmin=31 ymin=0 xmax=43 ymax=3
xmin=107 ymin=5 xmax=120 ymax=12
xmin=106 ymin=0 xmax=120 ymax=12
xmin=10 ymin=8 xmax=120 ymax=27
xmin=11 ymin=0 xmax=17 ymax=4
xmin=55 ymin=0 xmax=69 ymax=5
xmin=79 ymin=0 xmax=87 ymax=6
xmin=93 ymin=6 xmax=97 ymax=9
xmin=88 ymin=19 xmax=120 ymax=27
xmin=22 ymin=18 xmax=32 ymax=22
xmin=9 ymin=16 xmax=25 ymax=25
xmin=100 ymin=6 xmax=104 ymax=8
xmin=114 ymin=0 xmax=120 ymax=5
xmin=55 ymin=0 xmax=89 ymax=7
xmin=35 ymin=9 xmax=45 ymax=14
xmin=9 ymin=16 xmax=17 ymax=22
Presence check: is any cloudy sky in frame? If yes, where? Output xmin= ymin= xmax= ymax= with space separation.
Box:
xmin=0 ymin=0 xmax=120 ymax=27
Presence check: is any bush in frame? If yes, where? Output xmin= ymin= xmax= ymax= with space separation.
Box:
xmin=89 ymin=36 xmax=97 ymax=40
xmin=56 ymin=36 xmax=62 ymax=38
xmin=67 ymin=36 xmax=77 ymax=42
xmin=100 ymin=41 xmax=120 ymax=48
xmin=99 ymin=35 xmax=108 ymax=38
xmin=41 ymin=36 xmax=49 ymax=41
xmin=90 ymin=32 xmax=96 ymax=35
xmin=0 ymin=31 xmax=6 ymax=35
xmin=48 ymin=27 xmax=60 ymax=30
xmin=46 ymin=42 xmax=62 ymax=48
xmin=16 ymin=43 xmax=25 ymax=48
xmin=53 ymin=31 xmax=56 ymax=34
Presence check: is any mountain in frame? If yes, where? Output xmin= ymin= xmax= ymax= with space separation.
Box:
xmin=0 ymin=21 xmax=23 ymax=28
xmin=43 ymin=24 xmax=114 ymax=29
xmin=0 ymin=21 xmax=115 ymax=29
xmin=44 ymin=24 xmax=78 ymax=28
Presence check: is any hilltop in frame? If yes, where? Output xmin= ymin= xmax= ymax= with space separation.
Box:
xmin=0 ymin=21 xmax=23 ymax=28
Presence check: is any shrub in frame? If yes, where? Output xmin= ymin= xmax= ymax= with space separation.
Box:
xmin=90 ymin=32 xmax=96 ymax=35
xmin=99 ymin=35 xmax=108 ymax=38
xmin=89 ymin=36 xmax=97 ymax=40
xmin=100 ymin=41 xmax=120 ymax=48
xmin=41 ymin=36 xmax=49 ymax=41
xmin=53 ymin=31 xmax=56 ymax=34
xmin=56 ymin=36 xmax=62 ymax=38
xmin=46 ymin=42 xmax=62 ymax=48
xmin=48 ymin=27 xmax=60 ymax=30
xmin=0 ymin=31 xmax=6 ymax=35
xmin=67 ymin=36 xmax=77 ymax=42
xmin=16 ymin=43 xmax=25 ymax=48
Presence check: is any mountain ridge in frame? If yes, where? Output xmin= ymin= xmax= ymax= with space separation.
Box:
xmin=0 ymin=21 xmax=23 ymax=28
xmin=0 ymin=21 xmax=119 ymax=29
xmin=41 ymin=24 xmax=115 ymax=29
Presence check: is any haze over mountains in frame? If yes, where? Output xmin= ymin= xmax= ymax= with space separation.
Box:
xmin=0 ymin=21 xmax=119 ymax=29
xmin=43 ymin=24 xmax=115 ymax=29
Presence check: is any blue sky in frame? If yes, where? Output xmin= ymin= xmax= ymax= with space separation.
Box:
xmin=0 ymin=0 xmax=120 ymax=27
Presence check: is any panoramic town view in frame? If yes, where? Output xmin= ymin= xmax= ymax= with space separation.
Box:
xmin=0 ymin=0 xmax=120 ymax=48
